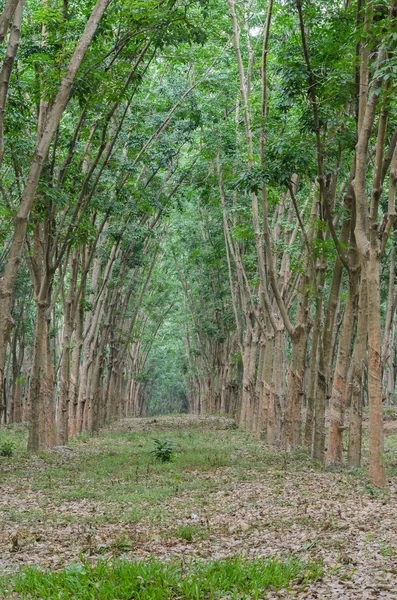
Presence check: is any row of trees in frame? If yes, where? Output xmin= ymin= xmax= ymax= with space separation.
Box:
xmin=162 ymin=0 xmax=397 ymax=487
xmin=0 ymin=0 xmax=211 ymax=443
xmin=1 ymin=0 xmax=396 ymax=486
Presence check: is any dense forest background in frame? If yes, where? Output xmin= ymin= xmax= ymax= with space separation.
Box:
xmin=1 ymin=0 xmax=397 ymax=486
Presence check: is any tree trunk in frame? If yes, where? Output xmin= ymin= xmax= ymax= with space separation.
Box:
xmin=347 ymin=276 xmax=367 ymax=467
xmin=367 ymin=251 xmax=386 ymax=485
xmin=69 ymin=300 xmax=83 ymax=438
xmin=283 ymin=322 xmax=308 ymax=449
xmin=306 ymin=270 xmax=324 ymax=454
xmin=326 ymin=264 xmax=358 ymax=467
xmin=28 ymin=299 xmax=48 ymax=451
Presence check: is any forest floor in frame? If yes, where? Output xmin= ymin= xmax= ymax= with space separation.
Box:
xmin=0 ymin=413 xmax=397 ymax=598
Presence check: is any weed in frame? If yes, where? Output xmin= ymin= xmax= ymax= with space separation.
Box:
xmin=0 ymin=440 xmax=15 ymax=457
xmin=111 ymin=534 xmax=134 ymax=553
xmin=151 ymin=438 xmax=177 ymax=463
xmin=169 ymin=524 xmax=208 ymax=542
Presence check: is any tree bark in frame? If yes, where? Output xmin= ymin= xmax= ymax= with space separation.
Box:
xmin=326 ymin=259 xmax=359 ymax=467
xmin=347 ymin=276 xmax=367 ymax=467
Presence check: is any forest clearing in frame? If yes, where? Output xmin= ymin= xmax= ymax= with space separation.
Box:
xmin=0 ymin=413 xmax=396 ymax=599
xmin=2 ymin=0 xmax=397 ymax=597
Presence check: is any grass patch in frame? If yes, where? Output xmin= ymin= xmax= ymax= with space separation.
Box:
xmin=168 ymin=523 xmax=209 ymax=542
xmin=0 ymin=556 xmax=322 ymax=600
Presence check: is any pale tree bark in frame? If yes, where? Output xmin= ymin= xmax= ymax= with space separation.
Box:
xmin=347 ymin=276 xmax=368 ymax=467
xmin=253 ymin=337 xmax=265 ymax=436
xmin=258 ymin=329 xmax=273 ymax=438
xmin=281 ymin=191 xmax=318 ymax=449
xmin=366 ymin=248 xmax=385 ymax=485
xmin=269 ymin=328 xmax=283 ymax=444
xmin=57 ymin=250 xmax=79 ymax=444
xmin=326 ymin=241 xmax=359 ymax=467
xmin=227 ymin=0 xmax=279 ymax=434
xmin=25 ymin=219 xmax=53 ymax=450
xmin=77 ymin=252 xmax=111 ymax=433
xmin=382 ymin=245 xmax=396 ymax=405
xmin=306 ymin=268 xmax=324 ymax=455
xmin=311 ymin=198 xmax=351 ymax=458
xmin=352 ymin=36 xmax=393 ymax=484
xmin=379 ymin=136 xmax=397 ymax=412
xmin=68 ymin=250 xmax=86 ymax=438
xmin=28 ymin=299 xmax=47 ymax=450
xmin=44 ymin=315 xmax=55 ymax=445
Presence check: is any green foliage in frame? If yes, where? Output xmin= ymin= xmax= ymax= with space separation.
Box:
xmin=0 ymin=440 xmax=15 ymax=457
xmin=0 ymin=556 xmax=322 ymax=599
xmin=151 ymin=438 xmax=177 ymax=463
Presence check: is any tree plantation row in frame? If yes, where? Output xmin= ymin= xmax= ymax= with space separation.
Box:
xmin=0 ymin=0 xmax=397 ymax=487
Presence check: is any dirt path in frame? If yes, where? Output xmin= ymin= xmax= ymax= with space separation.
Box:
xmin=1 ymin=415 xmax=397 ymax=598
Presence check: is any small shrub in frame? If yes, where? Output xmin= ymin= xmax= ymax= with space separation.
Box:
xmin=0 ymin=440 xmax=15 ymax=457
xmin=151 ymin=438 xmax=176 ymax=463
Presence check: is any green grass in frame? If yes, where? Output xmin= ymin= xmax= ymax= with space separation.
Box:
xmin=0 ymin=428 xmax=271 ymax=506
xmin=1 ymin=418 xmax=396 ymax=533
xmin=168 ymin=523 xmax=209 ymax=542
xmin=0 ymin=556 xmax=323 ymax=600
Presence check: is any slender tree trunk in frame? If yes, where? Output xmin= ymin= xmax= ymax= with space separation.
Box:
xmin=382 ymin=245 xmax=396 ymax=403
xmin=347 ymin=276 xmax=367 ymax=467
xmin=239 ymin=323 xmax=252 ymax=429
xmin=367 ymin=251 xmax=385 ymax=485
xmin=326 ymin=262 xmax=359 ymax=466
xmin=283 ymin=300 xmax=309 ymax=450
xmin=28 ymin=299 xmax=48 ymax=450
xmin=13 ymin=378 xmax=22 ymax=422
xmin=58 ymin=253 xmax=78 ymax=444
xmin=312 ymin=199 xmax=351 ymax=458
xmin=272 ymin=328 xmax=284 ymax=444
xmin=69 ymin=300 xmax=83 ymax=438
xmin=253 ymin=338 xmax=265 ymax=436
xmin=44 ymin=318 xmax=55 ymax=446
xmin=260 ymin=331 xmax=273 ymax=438
xmin=305 ymin=270 xmax=324 ymax=453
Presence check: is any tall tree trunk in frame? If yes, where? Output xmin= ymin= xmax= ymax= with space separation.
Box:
xmin=58 ymin=253 xmax=78 ymax=444
xmin=283 ymin=321 xmax=308 ymax=449
xmin=44 ymin=317 xmax=55 ymax=446
xmin=28 ymin=299 xmax=48 ymax=450
xmin=347 ymin=276 xmax=367 ymax=467
xmin=326 ymin=260 xmax=359 ymax=466
xmin=69 ymin=299 xmax=84 ymax=438
xmin=306 ymin=269 xmax=324 ymax=455
xmin=367 ymin=251 xmax=385 ymax=485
